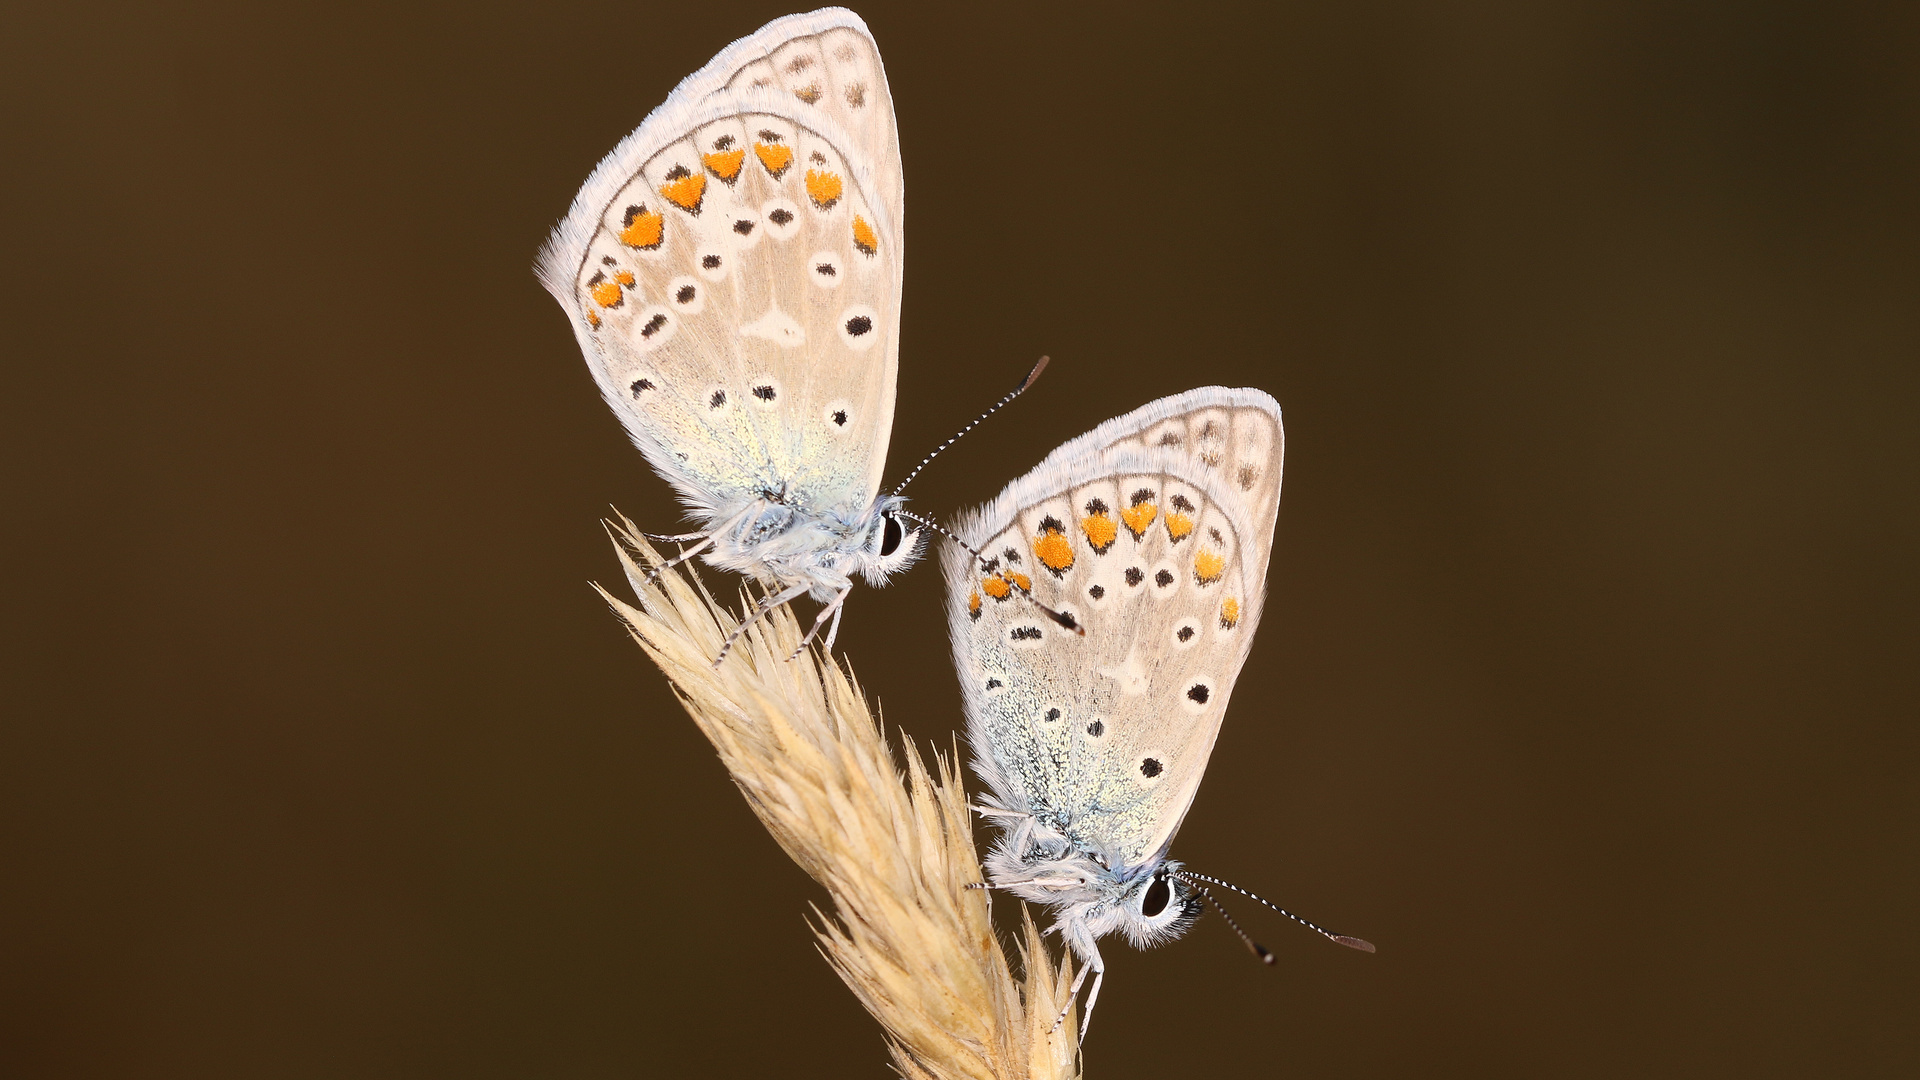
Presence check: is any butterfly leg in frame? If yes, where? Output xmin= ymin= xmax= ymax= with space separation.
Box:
xmin=1049 ymin=935 xmax=1105 ymax=1041
xmin=786 ymin=584 xmax=851 ymax=662
xmin=637 ymin=535 xmax=714 ymax=590
xmin=1077 ymin=965 xmax=1105 ymax=1042
xmin=820 ymin=597 xmax=847 ymax=656
xmin=634 ymin=504 xmax=759 ymax=590
xmin=713 ymin=581 xmax=810 ymax=668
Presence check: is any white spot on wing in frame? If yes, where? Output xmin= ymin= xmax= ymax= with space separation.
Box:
xmin=740 ymin=304 xmax=804 ymax=348
xmin=1096 ymin=648 xmax=1150 ymax=696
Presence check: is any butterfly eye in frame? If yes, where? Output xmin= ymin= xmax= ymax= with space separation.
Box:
xmin=1141 ymin=874 xmax=1172 ymax=918
xmin=878 ymin=513 xmax=904 ymax=557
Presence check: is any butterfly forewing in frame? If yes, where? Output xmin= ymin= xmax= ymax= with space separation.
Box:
xmin=948 ymin=389 xmax=1284 ymax=870
xmin=725 ymin=25 xmax=903 ymax=230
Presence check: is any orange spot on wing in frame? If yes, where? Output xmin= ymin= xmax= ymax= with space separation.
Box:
xmin=968 ymin=591 xmax=982 ymax=618
xmin=1220 ymin=597 xmax=1241 ymax=629
xmin=585 ymin=309 xmax=601 ymax=329
xmin=1081 ymin=512 xmax=1117 ymax=553
xmin=804 ymin=168 xmax=843 ymax=210
xmin=613 ymin=270 xmax=635 ymax=287
xmin=1034 ymin=527 xmax=1075 ymax=575
xmin=754 ymin=142 xmax=793 ymax=177
xmin=981 ymin=575 xmax=1012 ymax=600
xmin=619 ymin=208 xmax=663 ymax=249
xmin=1120 ymin=501 xmax=1157 ymax=539
xmin=702 ymin=148 xmax=744 ymax=181
xmin=1165 ymin=512 xmax=1194 ymax=541
xmin=590 ymin=280 xmax=623 ymax=308
xmin=659 ymin=172 xmax=706 ymax=213
xmin=851 ymin=215 xmax=878 ymax=255
xmin=1194 ymin=549 xmax=1225 ymax=584
xmin=1006 ymin=572 xmax=1032 ymax=592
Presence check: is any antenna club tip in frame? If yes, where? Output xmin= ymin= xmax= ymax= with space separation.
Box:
xmin=1020 ymin=355 xmax=1051 ymax=390
xmin=1335 ymin=936 xmax=1377 ymax=954
xmin=1257 ymin=946 xmax=1276 ymax=965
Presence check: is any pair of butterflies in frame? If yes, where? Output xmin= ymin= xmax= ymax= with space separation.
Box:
xmin=537 ymin=7 xmax=1367 ymax=1041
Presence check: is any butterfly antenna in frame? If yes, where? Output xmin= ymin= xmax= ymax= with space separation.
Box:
xmin=894 ymin=510 xmax=1085 ymax=636
xmin=1189 ymin=882 xmax=1275 ymax=964
xmin=887 ymin=355 xmax=1049 ymax=497
xmin=1174 ymin=871 xmax=1376 ymax=954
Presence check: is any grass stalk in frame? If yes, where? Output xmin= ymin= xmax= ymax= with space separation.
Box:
xmin=595 ymin=518 xmax=1081 ymax=1080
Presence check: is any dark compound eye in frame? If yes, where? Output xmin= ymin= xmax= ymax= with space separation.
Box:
xmin=1142 ymin=874 xmax=1171 ymax=918
xmin=879 ymin=514 xmax=903 ymax=556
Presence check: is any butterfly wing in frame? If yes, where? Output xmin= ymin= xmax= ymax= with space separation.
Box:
xmin=537 ymin=10 xmax=903 ymax=526
xmin=947 ymin=388 xmax=1284 ymax=870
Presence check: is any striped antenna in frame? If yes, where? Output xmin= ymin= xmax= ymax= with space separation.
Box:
xmin=888 ymin=356 xmax=1049 ymax=497
xmin=1190 ymin=881 xmax=1276 ymax=964
xmin=1174 ymin=871 xmax=1376 ymax=954
xmin=894 ymin=509 xmax=1085 ymax=637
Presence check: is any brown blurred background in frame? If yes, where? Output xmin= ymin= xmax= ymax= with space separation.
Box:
xmin=4 ymin=1 xmax=1916 ymax=1076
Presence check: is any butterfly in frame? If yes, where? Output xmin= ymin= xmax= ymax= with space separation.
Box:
xmin=538 ymin=9 xmax=964 ymax=662
xmin=944 ymin=387 xmax=1373 ymax=1039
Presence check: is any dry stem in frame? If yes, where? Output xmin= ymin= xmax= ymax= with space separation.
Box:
xmin=596 ymin=518 xmax=1080 ymax=1080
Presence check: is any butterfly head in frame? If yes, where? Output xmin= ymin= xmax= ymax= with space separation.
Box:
xmin=1025 ymin=855 xmax=1205 ymax=953
xmin=852 ymin=497 xmax=926 ymax=587
xmin=1110 ymin=862 xmax=1205 ymax=949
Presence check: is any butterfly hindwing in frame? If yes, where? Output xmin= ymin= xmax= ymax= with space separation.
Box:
xmin=948 ymin=389 xmax=1284 ymax=870
xmin=538 ymin=10 xmax=903 ymax=521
